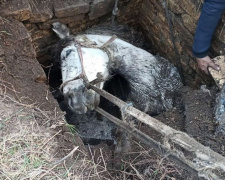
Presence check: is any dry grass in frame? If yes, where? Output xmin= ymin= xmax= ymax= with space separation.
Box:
xmin=112 ymin=140 xmax=184 ymax=180
xmin=0 ymin=85 xmax=113 ymax=180
xmin=0 ymin=81 xmax=188 ymax=179
xmin=0 ymin=98 xmax=57 ymax=179
xmin=0 ymin=60 xmax=185 ymax=179
xmin=0 ymin=85 xmax=187 ymax=179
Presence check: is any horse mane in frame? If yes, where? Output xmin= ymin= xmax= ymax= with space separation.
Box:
xmin=51 ymin=36 xmax=77 ymax=67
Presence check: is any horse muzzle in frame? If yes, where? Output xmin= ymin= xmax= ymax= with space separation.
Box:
xmin=64 ymin=90 xmax=88 ymax=114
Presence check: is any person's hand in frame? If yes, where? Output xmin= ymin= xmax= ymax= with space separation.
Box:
xmin=196 ymin=56 xmax=220 ymax=74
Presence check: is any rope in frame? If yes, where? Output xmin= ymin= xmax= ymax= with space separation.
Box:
xmin=112 ymin=0 xmax=119 ymax=16
xmin=163 ymin=0 xmax=185 ymax=84
xmin=59 ymin=35 xmax=117 ymax=91
xmin=100 ymin=35 xmax=117 ymax=49
xmin=59 ymin=45 xmax=89 ymax=92
xmin=121 ymin=102 xmax=133 ymax=112
xmin=77 ymin=45 xmax=90 ymax=85
xmin=59 ymin=75 xmax=83 ymax=92
xmin=112 ymin=0 xmax=119 ymax=25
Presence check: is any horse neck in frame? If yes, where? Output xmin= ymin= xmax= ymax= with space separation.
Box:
xmin=75 ymin=34 xmax=132 ymax=80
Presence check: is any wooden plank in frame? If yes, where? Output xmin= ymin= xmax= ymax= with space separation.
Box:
xmin=90 ymin=84 xmax=225 ymax=180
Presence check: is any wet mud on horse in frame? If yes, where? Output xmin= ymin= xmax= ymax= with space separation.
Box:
xmin=49 ymin=22 xmax=183 ymax=144
xmin=51 ymin=22 xmax=183 ymax=116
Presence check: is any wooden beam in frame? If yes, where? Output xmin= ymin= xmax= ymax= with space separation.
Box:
xmin=90 ymin=84 xmax=225 ymax=180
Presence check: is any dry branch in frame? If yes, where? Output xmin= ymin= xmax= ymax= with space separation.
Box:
xmin=90 ymin=85 xmax=225 ymax=180
xmin=52 ymin=146 xmax=79 ymax=165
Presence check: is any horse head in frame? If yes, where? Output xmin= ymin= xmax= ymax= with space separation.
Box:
xmin=62 ymin=79 xmax=99 ymax=114
xmin=60 ymin=45 xmax=101 ymax=114
xmin=52 ymin=22 xmax=110 ymax=114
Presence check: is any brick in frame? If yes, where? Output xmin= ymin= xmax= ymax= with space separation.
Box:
xmin=211 ymin=38 xmax=225 ymax=55
xmin=168 ymin=0 xmax=183 ymax=14
xmin=0 ymin=0 xmax=31 ymax=21
xmin=170 ymin=0 xmax=200 ymax=20
xmin=148 ymin=0 xmax=165 ymax=14
xmin=0 ymin=18 xmax=31 ymax=44
xmin=89 ymin=0 xmax=115 ymax=20
xmin=37 ymin=14 xmax=85 ymax=30
xmin=214 ymin=22 xmax=225 ymax=43
xmin=29 ymin=0 xmax=54 ymax=23
xmin=173 ymin=18 xmax=193 ymax=45
xmin=182 ymin=14 xmax=196 ymax=34
xmin=31 ymin=30 xmax=52 ymax=41
xmin=54 ymin=0 xmax=89 ymax=18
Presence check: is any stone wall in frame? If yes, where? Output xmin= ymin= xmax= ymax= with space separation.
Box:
xmin=1 ymin=0 xmax=225 ymax=87
xmin=139 ymin=0 xmax=225 ymax=87
xmin=0 ymin=0 xmax=141 ymax=65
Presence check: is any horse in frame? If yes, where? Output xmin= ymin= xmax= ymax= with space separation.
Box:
xmin=52 ymin=22 xmax=183 ymax=115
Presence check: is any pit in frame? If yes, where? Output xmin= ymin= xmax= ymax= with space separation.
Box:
xmin=1 ymin=0 xmax=225 ymax=179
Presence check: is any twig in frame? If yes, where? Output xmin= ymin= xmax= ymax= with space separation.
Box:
xmin=100 ymin=35 xmax=117 ymax=49
xmin=99 ymin=148 xmax=107 ymax=171
xmin=41 ymin=63 xmax=53 ymax=69
xmin=4 ymin=95 xmax=36 ymax=108
xmin=87 ymin=145 xmax=101 ymax=180
xmin=47 ymin=65 xmax=52 ymax=85
xmin=37 ymin=165 xmax=59 ymax=180
xmin=40 ymin=130 xmax=62 ymax=149
xmin=52 ymin=146 xmax=79 ymax=165
xmin=88 ymin=144 xmax=94 ymax=161
xmin=129 ymin=163 xmax=145 ymax=180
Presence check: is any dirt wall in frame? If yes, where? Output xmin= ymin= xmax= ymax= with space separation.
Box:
xmin=139 ymin=0 xmax=225 ymax=87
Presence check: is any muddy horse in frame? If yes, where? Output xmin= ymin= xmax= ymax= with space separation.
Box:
xmin=51 ymin=22 xmax=182 ymax=115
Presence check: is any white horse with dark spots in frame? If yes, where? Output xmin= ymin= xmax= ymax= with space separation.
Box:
xmin=52 ymin=22 xmax=182 ymax=115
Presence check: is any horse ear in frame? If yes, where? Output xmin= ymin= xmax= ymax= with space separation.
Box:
xmin=52 ymin=22 xmax=70 ymax=39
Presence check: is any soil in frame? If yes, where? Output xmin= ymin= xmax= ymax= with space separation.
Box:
xmin=153 ymin=85 xmax=225 ymax=157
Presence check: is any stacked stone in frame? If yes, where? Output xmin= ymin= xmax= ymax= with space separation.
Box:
xmin=140 ymin=0 xmax=225 ymax=87
xmin=0 ymin=0 xmax=140 ymax=65
xmin=1 ymin=0 xmax=224 ymax=87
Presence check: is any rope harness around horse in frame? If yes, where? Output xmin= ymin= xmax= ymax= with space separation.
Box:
xmin=59 ymin=35 xmax=117 ymax=91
